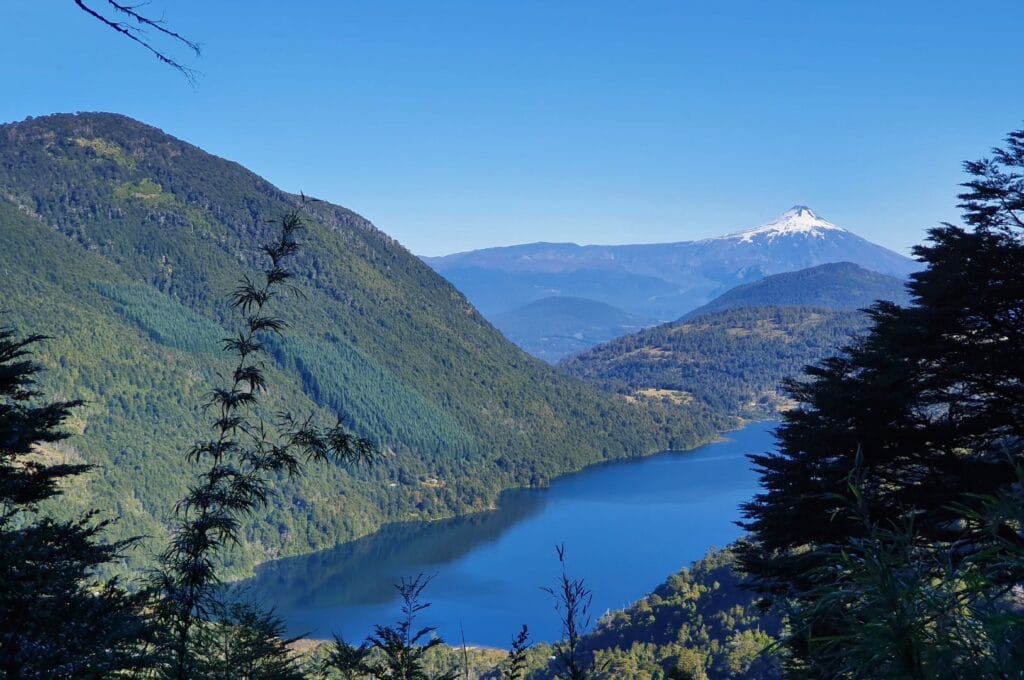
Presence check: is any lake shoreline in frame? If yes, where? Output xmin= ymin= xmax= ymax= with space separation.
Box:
xmin=226 ymin=416 xmax=758 ymax=582
xmin=240 ymin=420 xmax=776 ymax=647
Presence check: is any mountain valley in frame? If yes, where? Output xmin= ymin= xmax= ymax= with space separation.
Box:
xmin=424 ymin=207 xmax=918 ymax=360
xmin=0 ymin=112 xmax=727 ymax=576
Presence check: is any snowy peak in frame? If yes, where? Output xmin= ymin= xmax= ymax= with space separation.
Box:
xmin=724 ymin=205 xmax=848 ymax=243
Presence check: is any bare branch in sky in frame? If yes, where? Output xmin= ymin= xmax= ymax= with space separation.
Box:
xmin=74 ymin=0 xmax=201 ymax=83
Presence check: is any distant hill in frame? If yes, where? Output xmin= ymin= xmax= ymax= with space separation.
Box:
xmin=561 ymin=262 xmax=910 ymax=414
xmin=433 ymin=267 xmax=691 ymax=318
xmin=425 ymin=207 xmax=918 ymax=359
xmin=492 ymin=296 xmax=653 ymax=362
xmin=680 ymin=261 xmax=911 ymax=321
xmin=0 ymin=112 xmax=727 ymax=575
xmin=561 ymin=306 xmax=870 ymax=417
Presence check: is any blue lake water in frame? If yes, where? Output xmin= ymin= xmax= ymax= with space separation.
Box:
xmin=240 ymin=421 xmax=776 ymax=647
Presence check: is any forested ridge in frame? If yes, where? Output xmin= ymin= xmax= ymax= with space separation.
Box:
xmin=0 ymin=112 xmax=728 ymax=577
xmin=525 ymin=547 xmax=781 ymax=680
xmin=562 ymin=306 xmax=870 ymax=417
xmin=560 ymin=261 xmax=915 ymax=419
xmin=677 ymin=262 xmax=910 ymax=321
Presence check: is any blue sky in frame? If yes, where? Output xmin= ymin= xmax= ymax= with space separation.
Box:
xmin=3 ymin=1 xmax=1023 ymax=256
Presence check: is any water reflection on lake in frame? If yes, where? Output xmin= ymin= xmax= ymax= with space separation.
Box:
xmin=240 ymin=421 xmax=775 ymax=647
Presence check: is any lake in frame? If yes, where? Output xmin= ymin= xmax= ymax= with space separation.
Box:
xmin=239 ymin=420 xmax=776 ymax=647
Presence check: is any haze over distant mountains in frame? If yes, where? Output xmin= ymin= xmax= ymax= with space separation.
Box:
xmin=424 ymin=206 xmax=919 ymax=360
xmin=492 ymin=296 xmax=654 ymax=363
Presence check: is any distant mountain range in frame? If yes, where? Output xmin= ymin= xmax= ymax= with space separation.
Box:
xmin=423 ymin=207 xmax=919 ymax=360
xmin=561 ymin=261 xmax=913 ymax=416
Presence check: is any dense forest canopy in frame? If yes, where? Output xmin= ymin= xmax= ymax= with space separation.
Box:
xmin=0 ymin=112 xmax=727 ymax=576
xmin=562 ymin=306 xmax=870 ymax=418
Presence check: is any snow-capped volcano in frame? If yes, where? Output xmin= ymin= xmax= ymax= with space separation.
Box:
xmin=424 ymin=205 xmax=919 ymax=332
xmin=720 ymin=206 xmax=847 ymax=243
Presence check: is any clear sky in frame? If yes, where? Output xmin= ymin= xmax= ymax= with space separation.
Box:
xmin=2 ymin=1 xmax=1023 ymax=256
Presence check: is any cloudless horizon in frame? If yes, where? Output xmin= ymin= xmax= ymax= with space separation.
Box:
xmin=3 ymin=1 xmax=1024 ymax=256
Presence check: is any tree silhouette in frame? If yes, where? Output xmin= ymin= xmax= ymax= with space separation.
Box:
xmin=740 ymin=126 xmax=1024 ymax=676
xmin=542 ymin=545 xmax=593 ymax=680
xmin=366 ymin=573 xmax=457 ymax=680
xmin=0 ymin=329 xmax=152 ymax=678
xmin=322 ymin=635 xmax=373 ymax=680
xmin=501 ymin=625 xmax=531 ymax=680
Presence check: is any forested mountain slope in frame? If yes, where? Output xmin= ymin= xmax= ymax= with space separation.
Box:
xmin=532 ymin=547 xmax=781 ymax=679
xmin=560 ymin=262 xmax=909 ymax=417
xmin=0 ymin=112 xmax=727 ymax=575
xmin=561 ymin=306 xmax=869 ymax=417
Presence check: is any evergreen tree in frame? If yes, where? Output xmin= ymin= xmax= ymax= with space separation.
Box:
xmin=501 ymin=625 xmax=531 ymax=680
xmin=0 ymin=329 xmax=152 ymax=678
xmin=194 ymin=601 xmax=305 ymax=680
xmin=322 ymin=635 xmax=373 ymax=680
xmin=365 ymin=574 xmax=457 ymax=680
xmin=739 ymin=128 xmax=1024 ymax=674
